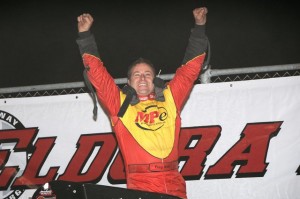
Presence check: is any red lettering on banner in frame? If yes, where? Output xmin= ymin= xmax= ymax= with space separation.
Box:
xmin=58 ymin=133 xmax=117 ymax=183
xmin=0 ymin=128 xmax=38 ymax=190
xmin=13 ymin=137 xmax=58 ymax=187
xmin=179 ymin=126 xmax=221 ymax=180
xmin=108 ymin=151 xmax=126 ymax=184
xmin=205 ymin=122 xmax=282 ymax=179
xmin=0 ymin=147 xmax=17 ymax=189
xmin=0 ymin=121 xmax=286 ymax=192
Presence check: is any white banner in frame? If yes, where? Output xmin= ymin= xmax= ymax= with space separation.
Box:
xmin=1 ymin=76 xmax=300 ymax=199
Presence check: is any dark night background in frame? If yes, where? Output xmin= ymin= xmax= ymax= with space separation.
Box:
xmin=1 ymin=0 xmax=300 ymax=88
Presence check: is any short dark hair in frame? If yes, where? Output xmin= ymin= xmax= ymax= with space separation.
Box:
xmin=127 ymin=57 xmax=156 ymax=79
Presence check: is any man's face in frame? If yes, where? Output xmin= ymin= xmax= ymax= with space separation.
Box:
xmin=128 ymin=63 xmax=155 ymax=96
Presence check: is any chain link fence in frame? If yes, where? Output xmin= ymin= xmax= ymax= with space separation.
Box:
xmin=1 ymin=63 xmax=300 ymax=99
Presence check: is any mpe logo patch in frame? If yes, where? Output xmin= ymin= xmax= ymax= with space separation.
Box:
xmin=134 ymin=105 xmax=168 ymax=131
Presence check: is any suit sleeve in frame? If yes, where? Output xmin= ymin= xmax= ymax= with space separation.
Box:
xmin=169 ymin=25 xmax=208 ymax=111
xmin=76 ymin=31 xmax=121 ymax=116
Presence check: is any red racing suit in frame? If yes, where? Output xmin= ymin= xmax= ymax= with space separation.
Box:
xmin=77 ymin=25 xmax=208 ymax=199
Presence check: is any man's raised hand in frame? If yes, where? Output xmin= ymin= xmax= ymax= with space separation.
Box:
xmin=77 ymin=13 xmax=94 ymax=33
xmin=193 ymin=7 xmax=208 ymax=25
